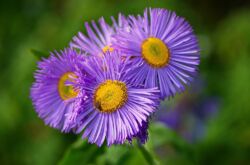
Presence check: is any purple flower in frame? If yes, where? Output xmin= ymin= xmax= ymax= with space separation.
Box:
xmin=70 ymin=14 xmax=129 ymax=56
xmin=30 ymin=48 xmax=85 ymax=132
xmin=74 ymin=51 xmax=160 ymax=146
xmin=113 ymin=8 xmax=200 ymax=99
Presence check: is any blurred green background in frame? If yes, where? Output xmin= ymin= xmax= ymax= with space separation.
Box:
xmin=1 ymin=0 xmax=250 ymax=164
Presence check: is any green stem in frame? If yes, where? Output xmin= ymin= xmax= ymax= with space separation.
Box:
xmin=137 ymin=143 xmax=157 ymax=165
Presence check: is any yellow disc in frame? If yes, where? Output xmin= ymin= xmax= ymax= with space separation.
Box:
xmin=58 ymin=72 xmax=78 ymax=100
xmin=141 ymin=37 xmax=170 ymax=68
xmin=94 ymin=80 xmax=127 ymax=113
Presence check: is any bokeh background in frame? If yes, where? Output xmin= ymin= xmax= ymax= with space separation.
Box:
xmin=1 ymin=0 xmax=250 ymax=164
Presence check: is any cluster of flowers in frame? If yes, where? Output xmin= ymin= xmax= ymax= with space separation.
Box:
xmin=30 ymin=8 xmax=200 ymax=146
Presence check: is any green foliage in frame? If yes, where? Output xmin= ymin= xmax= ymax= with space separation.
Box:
xmin=58 ymin=123 xmax=196 ymax=165
xmin=215 ymin=9 xmax=250 ymax=67
xmin=31 ymin=49 xmax=49 ymax=60
xmin=59 ymin=139 xmax=106 ymax=165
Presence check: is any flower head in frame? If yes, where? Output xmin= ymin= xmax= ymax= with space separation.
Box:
xmin=30 ymin=48 xmax=85 ymax=132
xmin=70 ymin=14 xmax=129 ymax=56
xmin=113 ymin=8 xmax=200 ymax=99
xmin=74 ymin=51 xmax=160 ymax=146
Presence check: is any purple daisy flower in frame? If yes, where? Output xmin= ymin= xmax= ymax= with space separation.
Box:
xmin=113 ymin=8 xmax=200 ymax=99
xmin=74 ymin=51 xmax=160 ymax=146
xmin=30 ymin=48 xmax=85 ymax=132
xmin=70 ymin=14 xmax=129 ymax=56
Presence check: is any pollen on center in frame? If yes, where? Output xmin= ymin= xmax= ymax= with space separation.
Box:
xmin=102 ymin=45 xmax=114 ymax=53
xmin=141 ymin=37 xmax=170 ymax=68
xmin=94 ymin=80 xmax=128 ymax=113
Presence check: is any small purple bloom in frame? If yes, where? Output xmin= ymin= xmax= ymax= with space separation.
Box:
xmin=113 ymin=8 xmax=200 ymax=99
xmin=70 ymin=14 xmax=129 ymax=56
xmin=156 ymin=89 xmax=219 ymax=143
xmin=30 ymin=48 xmax=85 ymax=132
xmin=74 ymin=51 xmax=160 ymax=146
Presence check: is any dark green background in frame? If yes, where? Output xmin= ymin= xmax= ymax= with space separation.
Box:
xmin=1 ymin=0 xmax=250 ymax=164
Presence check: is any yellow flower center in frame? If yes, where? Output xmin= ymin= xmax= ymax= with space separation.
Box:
xmin=58 ymin=72 xmax=78 ymax=100
xmin=102 ymin=45 xmax=114 ymax=53
xmin=94 ymin=80 xmax=128 ymax=113
xmin=141 ymin=37 xmax=170 ymax=68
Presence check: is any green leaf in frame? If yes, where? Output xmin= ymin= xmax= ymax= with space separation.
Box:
xmin=58 ymin=138 xmax=106 ymax=165
xmin=137 ymin=144 xmax=159 ymax=165
xmin=95 ymin=141 xmax=158 ymax=165
xmin=30 ymin=49 xmax=49 ymax=59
